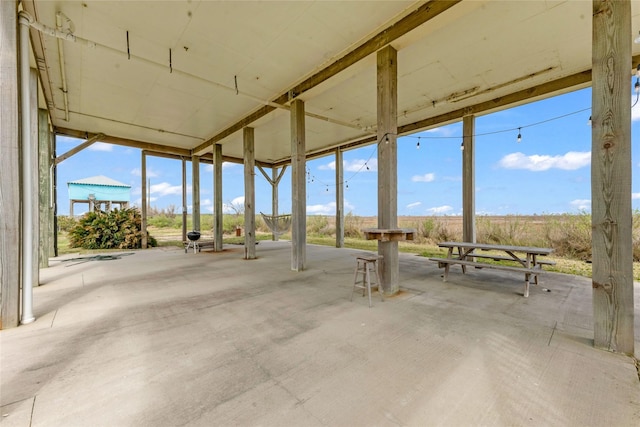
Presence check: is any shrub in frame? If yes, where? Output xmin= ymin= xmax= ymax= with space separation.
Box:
xmin=307 ymin=215 xmax=329 ymax=236
xmin=344 ymin=212 xmax=364 ymax=238
xmin=57 ymin=215 xmax=77 ymax=232
xmin=68 ymin=208 xmax=157 ymax=249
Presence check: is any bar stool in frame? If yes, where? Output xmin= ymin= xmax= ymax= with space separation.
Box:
xmin=351 ymin=255 xmax=384 ymax=308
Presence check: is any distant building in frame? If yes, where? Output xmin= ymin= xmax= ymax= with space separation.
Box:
xmin=67 ymin=175 xmax=131 ymax=216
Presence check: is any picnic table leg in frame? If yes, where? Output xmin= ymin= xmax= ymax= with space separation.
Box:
xmin=458 ymin=246 xmax=466 ymax=274
xmin=524 ymin=254 xmax=532 ymax=297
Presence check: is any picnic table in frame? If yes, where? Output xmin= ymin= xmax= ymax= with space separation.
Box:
xmin=429 ymin=241 xmax=555 ymax=297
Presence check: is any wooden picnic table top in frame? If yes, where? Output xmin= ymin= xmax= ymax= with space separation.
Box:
xmin=438 ymin=241 xmax=553 ymax=256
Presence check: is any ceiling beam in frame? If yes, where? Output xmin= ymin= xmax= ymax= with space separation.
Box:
xmin=55 ymin=127 xmax=192 ymax=157
xmin=55 ymin=133 xmax=104 ymax=164
xmin=192 ymin=0 xmax=462 ymax=155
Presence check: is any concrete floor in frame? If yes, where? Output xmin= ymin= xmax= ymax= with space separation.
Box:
xmin=1 ymin=241 xmax=639 ymax=426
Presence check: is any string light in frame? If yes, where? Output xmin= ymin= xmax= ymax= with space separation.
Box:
xmin=416 ymin=137 xmax=421 ymax=150
xmin=516 ymin=127 xmax=522 ymax=143
xmin=460 ymin=140 xmax=464 ymax=151
xmin=587 ymin=115 xmax=592 ymax=126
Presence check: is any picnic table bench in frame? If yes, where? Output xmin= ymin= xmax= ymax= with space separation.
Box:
xmin=429 ymin=241 xmax=555 ymax=297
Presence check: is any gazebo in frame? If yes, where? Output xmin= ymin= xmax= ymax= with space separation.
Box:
xmin=67 ymin=175 xmax=130 ymax=216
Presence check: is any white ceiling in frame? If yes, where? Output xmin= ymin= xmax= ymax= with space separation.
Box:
xmin=24 ymin=0 xmax=640 ymax=164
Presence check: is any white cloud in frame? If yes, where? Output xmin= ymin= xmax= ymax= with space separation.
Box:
xmin=308 ymin=202 xmax=336 ymax=214
xmin=133 ymin=196 xmax=158 ymax=206
xmin=204 ymin=162 xmax=236 ymax=173
xmin=150 ymin=182 xmax=187 ymax=197
xmin=131 ymin=167 xmax=159 ymax=178
xmin=633 ymin=105 xmax=640 ymax=122
xmin=632 ymin=193 xmax=640 ymax=199
xmin=88 ymin=142 xmax=113 ymax=152
xmin=319 ymin=159 xmax=377 ymax=172
xmin=570 ymin=199 xmax=591 ymax=211
xmin=223 ymin=196 xmax=244 ymax=214
xmin=412 ymin=173 xmax=435 ymax=182
xmin=406 ymin=202 xmax=422 ymax=209
xmin=498 ymin=151 xmax=591 ymax=171
xmin=426 ymin=205 xmax=453 ymax=214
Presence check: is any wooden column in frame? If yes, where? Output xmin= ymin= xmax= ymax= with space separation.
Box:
xmin=29 ymin=69 xmax=39 ymax=287
xmin=377 ymin=45 xmax=398 ymax=295
xmin=291 ymin=99 xmax=306 ymax=271
xmin=0 ymin=0 xmax=20 ymax=329
xmin=462 ymin=115 xmax=476 ymax=243
xmin=244 ymin=127 xmax=256 ymax=259
xmin=213 ymin=144 xmax=223 ymax=252
xmin=141 ymin=151 xmax=148 ymax=248
xmin=182 ymin=158 xmax=187 ymax=241
xmin=38 ymin=110 xmax=54 ymax=268
xmin=591 ymin=0 xmax=634 ymax=355
xmin=272 ymin=167 xmax=280 ymax=241
xmin=191 ymin=154 xmax=201 ymax=231
xmin=335 ymin=147 xmax=344 ymax=248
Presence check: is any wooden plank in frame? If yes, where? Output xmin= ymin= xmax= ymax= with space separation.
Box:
xmin=429 ymin=258 xmax=539 ymax=274
xmin=591 ymin=0 xmax=634 ymax=355
xmin=141 ymin=151 xmax=148 ymax=248
xmin=54 ymin=133 xmax=103 ymax=164
xmin=438 ymin=241 xmax=553 ymax=255
xmin=191 ymin=155 xmax=200 ymax=231
xmin=0 ymin=0 xmax=20 ymax=329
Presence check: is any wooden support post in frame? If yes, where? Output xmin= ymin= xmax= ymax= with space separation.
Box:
xmin=141 ymin=151 xmax=148 ymax=248
xmin=38 ymin=92 xmax=52 ymax=262
xmin=192 ymin=155 xmax=201 ymax=232
xmin=244 ymin=127 xmax=256 ymax=259
xmin=377 ymin=45 xmax=398 ymax=295
xmin=182 ymin=158 xmax=187 ymax=242
xmin=213 ymin=144 xmax=223 ymax=252
xmin=335 ymin=147 xmax=344 ymax=248
xmin=462 ymin=115 xmax=476 ymax=244
xmin=29 ymin=69 xmax=39 ymax=287
xmin=272 ymin=167 xmax=279 ymax=241
xmin=591 ymin=0 xmax=634 ymax=355
xmin=0 ymin=0 xmax=20 ymax=329
xmin=291 ymin=99 xmax=306 ymax=271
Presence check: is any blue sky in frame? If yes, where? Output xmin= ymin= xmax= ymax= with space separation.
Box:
xmin=56 ymin=86 xmax=640 ymax=217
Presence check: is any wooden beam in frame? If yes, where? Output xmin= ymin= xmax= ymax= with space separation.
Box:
xmin=591 ymin=0 xmax=634 ymax=355
xmin=192 ymin=155 xmax=200 ymax=232
xmin=192 ymin=1 xmax=461 ymax=155
xmin=141 ymin=151 xmax=148 ymax=248
xmin=55 ymin=127 xmax=192 ymax=157
xmin=55 ymin=133 xmax=104 ymax=164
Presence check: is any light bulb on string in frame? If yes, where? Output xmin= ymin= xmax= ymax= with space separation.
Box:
xmin=385 ymin=134 xmax=389 ymax=144
xmin=416 ymin=137 xmax=420 ymax=150
xmin=516 ymin=127 xmax=522 ymax=143
xmin=460 ymin=140 xmax=464 ymax=151
xmin=587 ymin=115 xmax=592 ymax=126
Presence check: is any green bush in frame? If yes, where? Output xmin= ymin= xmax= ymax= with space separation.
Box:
xmin=344 ymin=212 xmax=363 ymax=238
xmin=68 ymin=208 xmax=156 ymax=249
xmin=307 ymin=215 xmax=330 ymax=236
xmin=57 ymin=215 xmax=77 ymax=232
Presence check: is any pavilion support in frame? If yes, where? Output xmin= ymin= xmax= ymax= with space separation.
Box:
xmin=377 ymin=45 xmax=399 ymax=295
xmin=141 ymin=151 xmax=148 ymax=248
xmin=244 ymin=127 xmax=256 ymax=259
xmin=29 ymin=69 xmax=39 ymax=288
xmin=213 ymin=144 xmax=224 ymax=252
xmin=291 ymin=99 xmax=306 ymax=271
xmin=192 ymin=155 xmax=201 ymax=232
xmin=182 ymin=158 xmax=187 ymax=241
xmin=38 ymin=109 xmax=55 ymax=268
xmin=591 ymin=0 xmax=634 ymax=355
xmin=335 ymin=147 xmax=344 ymax=248
xmin=0 ymin=0 xmax=20 ymax=329
xmin=257 ymin=165 xmax=287 ymax=241
xmin=462 ymin=115 xmax=476 ymax=243
xmin=19 ymin=13 xmax=35 ymax=324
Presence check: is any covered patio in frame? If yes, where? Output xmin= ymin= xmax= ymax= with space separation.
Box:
xmin=2 ymin=243 xmax=639 ymax=425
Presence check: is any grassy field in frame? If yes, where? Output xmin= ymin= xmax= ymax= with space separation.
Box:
xmin=56 ymin=212 xmax=640 ymax=281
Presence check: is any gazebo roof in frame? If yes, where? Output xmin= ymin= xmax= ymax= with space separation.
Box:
xmin=67 ymin=175 xmax=130 ymax=188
